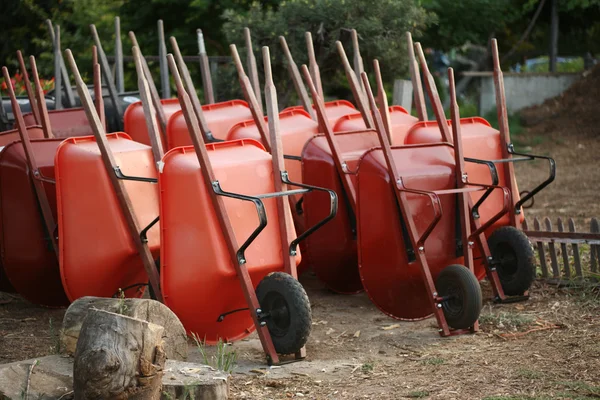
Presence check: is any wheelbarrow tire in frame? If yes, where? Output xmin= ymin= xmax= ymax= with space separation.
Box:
xmin=488 ymin=226 xmax=535 ymax=296
xmin=436 ymin=265 xmax=482 ymax=330
xmin=256 ymin=272 xmax=312 ymax=355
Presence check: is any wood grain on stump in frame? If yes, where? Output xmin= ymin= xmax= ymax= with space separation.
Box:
xmin=73 ymin=309 xmax=166 ymax=399
xmin=61 ymin=296 xmax=187 ymax=360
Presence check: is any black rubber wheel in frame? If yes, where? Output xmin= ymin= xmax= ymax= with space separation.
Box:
xmin=435 ymin=265 xmax=482 ymax=330
xmin=256 ymin=272 xmax=312 ymax=355
xmin=488 ymin=226 xmax=535 ymax=296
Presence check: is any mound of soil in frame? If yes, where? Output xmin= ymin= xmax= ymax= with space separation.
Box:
xmin=520 ymin=64 xmax=600 ymax=138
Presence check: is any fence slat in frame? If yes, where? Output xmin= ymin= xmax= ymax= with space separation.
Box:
xmin=568 ymin=218 xmax=583 ymax=277
xmin=557 ymin=218 xmax=571 ymax=278
xmin=534 ymin=218 xmax=548 ymax=278
xmin=545 ymin=218 xmax=560 ymax=278
xmin=591 ymin=218 xmax=599 ymax=273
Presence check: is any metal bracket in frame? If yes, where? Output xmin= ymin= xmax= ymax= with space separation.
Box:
xmin=113 ymin=166 xmax=158 ymax=183
xmin=140 ymin=216 xmax=159 ymax=243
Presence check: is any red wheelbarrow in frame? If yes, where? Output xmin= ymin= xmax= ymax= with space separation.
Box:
xmin=160 ymin=47 xmax=336 ymax=365
xmin=0 ymin=54 xmax=97 ymax=307
xmin=57 ymin=47 xmax=166 ymax=303
xmin=404 ymin=40 xmax=555 ymax=299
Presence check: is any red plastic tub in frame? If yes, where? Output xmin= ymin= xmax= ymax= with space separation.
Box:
xmin=166 ymin=100 xmax=253 ymax=149
xmin=123 ymin=98 xmax=182 ymax=146
xmin=332 ymin=106 xmax=419 ymax=142
xmin=22 ymin=108 xmax=95 ymax=138
xmin=55 ymin=133 xmax=160 ymax=301
xmin=160 ymin=139 xmax=300 ymax=343
xmin=284 ymin=100 xmax=357 ymax=128
xmin=0 ymin=136 xmax=68 ymax=307
xmin=356 ymin=143 xmax=486 ymax=320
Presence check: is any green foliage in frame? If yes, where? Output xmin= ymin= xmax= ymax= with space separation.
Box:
xmin=521 ymin=57 xmax=585 ymax=72
xmin=192 ymin=333 xmax=237 ymax=374
xmin=223 ymin=0 xmax=430 ymax=104
xmin=421 ymin=0 xmax=522 ymax=51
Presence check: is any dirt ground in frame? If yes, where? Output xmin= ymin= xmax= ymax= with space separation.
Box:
xmin=1 ymin=70 xmax=599 ymax=399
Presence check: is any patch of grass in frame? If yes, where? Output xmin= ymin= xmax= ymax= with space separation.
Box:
xmin=48 ymin=318 xmax=61 ymax=354
xmin=516 ymin=368 xmax=544 ymax=379
xmin=479 ymin=310 xmax=535 ymax=331
xmin=421 ymin=357 xmax=445 ymax=365
xmin=116 ymin=288 xmax=128 ymax=315
xmin=407 ymin=390 xmax=429 ymax=398
xmin=192 ymin=333 xmax=237 ymax=374
xmin=559 ymin=381 xmax=600 ymax=398
xmin=361 ymin=362 xmax=374 ymax=373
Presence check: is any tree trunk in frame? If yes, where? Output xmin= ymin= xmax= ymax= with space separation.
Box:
xmin=61 ymin=296 xmax=188 ymax=361
xmin=549 ymin=0 xmax=559 ymax=73
xmin=73 ymin=309 xmax=166 ymax=399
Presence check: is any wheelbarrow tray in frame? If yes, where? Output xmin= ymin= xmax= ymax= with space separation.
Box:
xmin=22 ymin=108 xmax=95 ymax=138
xmin=405 ymin=117 xmax=523 ymax=235
xmin=285 ymin=100 xmax=357 ymax=127
xmin=228 ymin=108 xmax=319 ymax=274
xmin=55 ymin=133 xmax=160 ymax=301
xmin=123 ymin=98 xmax=182 ymax=146
xmin=0 ymin=136 xmax=68 ymax=307
xmin=333 ymin=106 xmax=419 ymax=142
xmin=167 ymin=100 xmax=253 ymax=148
xmin=159 ymin=139 xmax=300 ymax=344
xmin=356 ymin=143 xmax=486 ymax=321
xmin=0 ymin=126 xmax=46 ymax=293
xmin=227 ymin=109 xmax=319 ymax=186
xmin=301 ymin=130 xmax=380 ymax=294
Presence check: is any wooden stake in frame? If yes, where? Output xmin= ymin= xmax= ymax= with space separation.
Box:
xmin=157 ymin=20 xmax=170 ymax=99
xmin=406 ymin=32 xmax=427 ymax=121
xmin=373 ymin=59 xmax=392 ymax=142
xmin=90 ymin=24 xmax=123 ymax=130
xmin=197 ymin=29 xmax=215 ymax=104
xmin=133 ymin=46 xmax=164 ymax=164
xmin=279 ymin=36 xmax=315 ymax=120
xmin=335 ymin=41 xmax=373 ymax=128
xmin=230 ymin=44 xmax=271 ymax=151
xmin=16 ymin=50 xmax=40 ymax=124
xmin=92 ymin=47 xmax=106 ymax=130
xmin=170 ymin=36 xmax=215 ymax=143
xmin=29 ymin=56 xmax=54 ymax=139
xmin=244 ymin=28 xmax=263 ymax=115
xmin=129 ymin=31 xmax=168 ymax=143
xmin=306 ymin=32 xmax=323 ymax=99
xmin=414 ymin=42 xmax=450 ymax=142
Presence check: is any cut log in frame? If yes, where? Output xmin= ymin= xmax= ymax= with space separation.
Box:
xmin=0 ymin=355 xmax=230 ymax=400
xmin=73 ymin=309 xmax=166 ymax=399
xmin=61 ymin=296 xmax=188 ymax=361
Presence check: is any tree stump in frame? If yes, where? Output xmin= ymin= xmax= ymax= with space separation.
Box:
xmin=73 ymin=309 xmax=166 ymax=399
xmin=61 ymin=296 xmax=188 ymax=360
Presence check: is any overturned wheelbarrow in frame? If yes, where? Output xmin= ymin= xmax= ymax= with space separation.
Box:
xmin=160 ymin=48 xmax=336 ymax=365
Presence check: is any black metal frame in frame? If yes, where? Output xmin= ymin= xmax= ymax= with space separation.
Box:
xmin=113 ymin=166 xmax=158 ymax=183
xmin=486 ymin=144 xmax=556 ymax=216
xmin=211 ymin=171 xmax=337 ymax=265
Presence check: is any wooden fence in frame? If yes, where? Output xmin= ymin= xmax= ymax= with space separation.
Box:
xmin=522 ymin=217 xmax=600 ymax=280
